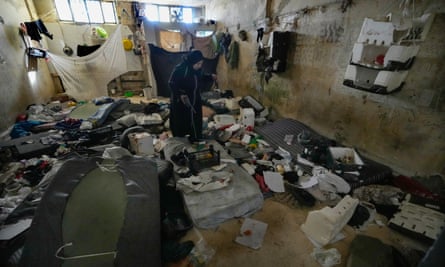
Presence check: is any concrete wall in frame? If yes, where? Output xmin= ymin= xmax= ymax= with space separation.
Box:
xmin=208 ymin=0 xmax=445 ymax=176
xmin=0 ymin=0 xmax=56 ymax=132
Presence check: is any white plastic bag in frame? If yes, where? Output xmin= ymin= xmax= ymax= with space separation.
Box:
xmin=189 ymin=228 xmax=215 ymax=267
xmin=311 ymin=247 xmax=341 ymax=267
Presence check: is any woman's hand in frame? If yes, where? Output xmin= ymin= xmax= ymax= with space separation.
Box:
xmin=180 ymin=95 xmax=191 ymax=107
xmin=180 ymin=94 xmax=196 ymax=113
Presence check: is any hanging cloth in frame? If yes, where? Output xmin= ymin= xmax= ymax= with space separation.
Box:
xmin=48 ymin=25 xmax=127 ymax=101
xmin=24 ymin=19 xmax=53 ymax=41
xmin=227 ymin=41 xmax=239 ymax=69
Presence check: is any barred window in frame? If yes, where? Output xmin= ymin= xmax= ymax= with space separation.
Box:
xmin=55 ymin=0 xmax=117 ymax=24
xmin=144 ymin=4 xmax=202 ymax=24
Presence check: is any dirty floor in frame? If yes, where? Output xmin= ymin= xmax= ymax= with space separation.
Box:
xmin=170 ymin=196 xmax=428 ymax=267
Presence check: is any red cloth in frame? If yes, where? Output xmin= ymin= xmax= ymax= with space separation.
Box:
xmin=375 ymin=54 xmax=385 ymax=65
xmin=255 ymin=173 xmax=269 ymax=193
xmin=393 ymin=175 xmax=443 ymax=203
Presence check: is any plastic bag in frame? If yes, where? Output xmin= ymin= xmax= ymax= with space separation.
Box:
xmin=189 ymin=228 xmax=215 ymax=267
xmin=311 ymin=247 xmax=341 ymax=267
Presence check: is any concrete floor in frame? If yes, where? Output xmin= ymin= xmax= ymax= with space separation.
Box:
xmin=170 ymin=196 xmax=429 ymax=267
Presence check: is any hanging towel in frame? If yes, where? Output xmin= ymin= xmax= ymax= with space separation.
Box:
xmin=227 ymin=41 xmax=239 ymax=69
xmin=220 ymin=33 xmax=232 ymax=59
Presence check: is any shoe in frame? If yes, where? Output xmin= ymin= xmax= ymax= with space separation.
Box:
xmin=162 ymin=212 xmax=193 ymax=240
xmin=288 ymin=186 xmax=316 ymax=207
xmin=162 ymin=240 xmax=195 ymax=262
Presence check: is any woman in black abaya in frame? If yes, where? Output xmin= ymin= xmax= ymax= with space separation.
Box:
xmin=168 ymin=50 xmax=215 ymax=140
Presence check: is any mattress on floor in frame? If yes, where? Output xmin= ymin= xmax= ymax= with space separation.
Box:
xmin=254 ymin=118 xmax=392 ymax=191
xmin=20 ymin=156 xmax=161 ymax=267
xmin=163 ymin=138 xmax=264 ymax=229
xmin=254 ymin=118 xmax=329 ymax=176
xmin=255 ymin=118 xmax=324 ymax=157
xmin=68 ymin=98 xmax=129 ymax=127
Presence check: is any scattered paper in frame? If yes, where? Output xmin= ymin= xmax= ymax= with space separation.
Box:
xmin=284 ymin=134 xmax=294 ymax=145
xmin=263 ymin=171 xmax=285 ymax=192
xmin=220 ymin=158 xmax=237 ymax=164
xmin=235 ymin=218 xmax=268 ymax=249
xmin=241 ymin=134 xmax=251 ymax=144
xmin=297 ymin=175 xmax=318 ymax=189
xmin=297 ymin=154 xmax=315 ymax=167
xmin=0 ymin=219 xmax=32 ymax=240
xmin=177 ymin=171 xmax=232 ymax=192
xmin=212 ymin=163 xmax=227 ymax=171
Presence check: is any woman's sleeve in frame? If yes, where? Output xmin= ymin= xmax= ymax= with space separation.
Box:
xmin=201 ymin=72 xmax=215 ymax=82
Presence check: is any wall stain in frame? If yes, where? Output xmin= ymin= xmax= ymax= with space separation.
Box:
xmin=211 ymin=1 xmax=445 ymax=175
xmin=333 ymin=120 xmax=346 ymax=144
xmin=264 ymin=80 xmax=289 ymax=105
xmin=362 ymin=95 xmax=367 ymax=104
xmin=274 ymin=0 xmax=292 ymax=18
xmin=320 ymin=21 xmax=344 ymax=42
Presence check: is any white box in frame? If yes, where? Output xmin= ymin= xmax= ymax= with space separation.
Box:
xmin=213 ymin=114 xmax=236 ymax=128
xmin=143 ymin=87 xmax=153 ymax=99
xmin=240 ymin=108 xmax=255 ymax=129
xmin=128 ymin=132 xmax=154 ymax=156
xmin=327 ymin=147 xmax=364 ymax=167
xmin=224 ymin=97 xmax=241 ymax=110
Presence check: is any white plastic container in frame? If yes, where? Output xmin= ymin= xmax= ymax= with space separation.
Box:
xmin=213 ymin=114 xmax=236 ymax=128
xmin=128 ymin=132 xmax=154 ymax=156
xmin=224 ymin=97 xmax=241 ymax=110
xmin=240 ymin=108 xmax=255 ymax=129
xmin=143 ymin=87 xmax=153 ymax=99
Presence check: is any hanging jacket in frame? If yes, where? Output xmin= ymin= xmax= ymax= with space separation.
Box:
xmin=24 ymin=19 xmax=53 ymax=41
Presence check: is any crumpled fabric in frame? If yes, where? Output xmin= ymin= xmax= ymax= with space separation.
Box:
xmin=48 ymin=25 xmax=127 ymax=100
xmin=177 ymin=170 xmax=232 ymax=193
xmin=317 ymin=172 xmax=350 ymax=194
xmin=10 ymin=121 xmax=44 ymax=139
xmin=352 ymin=184 xmax=405 ymax=205
xmin=226 ymin=41 xmax=239 ymax=69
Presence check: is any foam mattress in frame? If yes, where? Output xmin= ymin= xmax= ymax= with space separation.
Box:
xmin=163 ymin=138 xmax=264 ymax=229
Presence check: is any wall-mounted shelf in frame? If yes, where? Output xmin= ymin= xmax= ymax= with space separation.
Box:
xmin=344 ymin=64 xmax=408 ymax=94
xmin=343 ymin=14 xmax=433 ymax=94
xmin=351 ymin=43 xmax=419 ymax=71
